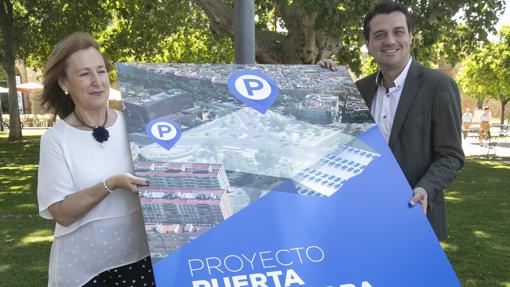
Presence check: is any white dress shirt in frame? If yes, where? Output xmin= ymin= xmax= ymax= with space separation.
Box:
xmin=371 ymin=57 xmax=413 ymax=142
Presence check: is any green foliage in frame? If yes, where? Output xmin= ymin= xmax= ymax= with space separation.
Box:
xmin=0 ymin=66 xmax=6 ymax=80
xmin=458 ymin=26 xmax=510 ymax=123
xmin=2 ymin=1 xmax=235 ymax=69
xmin=1 ymin=0 xmax=115 ymax=140
xmin=4 ymin=0 xmax=113 ymax=70
xmin=457 ymin=56 xmax=488 ymax=101
xmin=2 ymin=0 xmax=505 ymax=74
xmin=109 ymin=69 xmax=117 ymax=83
xmin=255 ymin=1 xmax=281 ymax=32
xmin=360 ymin=53 xmax=379 ymax=77
xmin=407 ymin=0 xmax=503 ymax=67
xmin=99 ymin=1 xmax=233 ymax=64
xmin=288 ymin=0 xmax=504 ymax=73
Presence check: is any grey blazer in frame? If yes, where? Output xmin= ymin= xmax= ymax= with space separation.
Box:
xmin=356 ymin=60 xmax=465 ymax=240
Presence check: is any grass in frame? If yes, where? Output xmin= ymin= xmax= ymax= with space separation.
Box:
xmin=443 ymin=157 xmax=510 ymax=287
xmin=0 ymin=130 xmax=53 ymax=286
xmin=1 ymin=130 xmax=509 ymax=286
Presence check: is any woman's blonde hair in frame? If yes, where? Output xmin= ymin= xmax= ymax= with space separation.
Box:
xmin=42 ymin=32 xmax=112 ymax=119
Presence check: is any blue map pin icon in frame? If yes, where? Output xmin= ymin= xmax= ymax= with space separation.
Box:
xmin=145 ymin=118 xmax=182 ymax=150
xmin=227 ymin=69 xmax=279 ymax=114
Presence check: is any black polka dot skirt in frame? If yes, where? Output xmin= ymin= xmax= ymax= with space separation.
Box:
xmin=82 ymin=256 xmax=155 ymax=287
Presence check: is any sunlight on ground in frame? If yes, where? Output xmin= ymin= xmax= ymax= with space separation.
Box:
xmin=491 ymin=242 xmax=510 ymax=253
xmin=16 ymin=203 xmax=37 ymax=210
xmin=440 ymin=242 xmax=459 ymax=252
xmin=473 ymin=230 xmax=491 ymax=239
xmin=445 ymin=191 xmax=465 ymax=203
xmin=0 ymin=129 xmax=47 ymax=138
xmin=0 ymin=264 xmax=10 ymax=272
xmin=465 ymin=279 xmax=479 ymax=286
xmin=3 ymin=184 xmax=33 ymax=192
xmin=0 ymin=176 xmax=35 ymax=183
xmin=0 ymin=164 xmax=38 ymax=171
xmin=478 ymin=160 xmax=510 ymax=170
xmin=500 ymin=282 xmax=510 ymax=287
xmin=19 ymin=230 xmax=54 ymax=246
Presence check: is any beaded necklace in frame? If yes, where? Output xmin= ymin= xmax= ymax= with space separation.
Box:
xmin=73 ymin=108 xmax=110 ymax=146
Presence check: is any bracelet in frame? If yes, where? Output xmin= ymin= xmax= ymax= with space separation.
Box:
xmin=102 ymin=178 xmax=114 ymax=193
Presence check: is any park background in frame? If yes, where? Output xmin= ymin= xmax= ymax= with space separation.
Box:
xmin=0 ymin=0 xmax=509 ymax=286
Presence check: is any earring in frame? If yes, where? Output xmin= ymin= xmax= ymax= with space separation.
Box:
xmin=63 ymin=87 xmax=68 ymax=95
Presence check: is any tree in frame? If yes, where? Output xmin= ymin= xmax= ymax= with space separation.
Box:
xmin=0 ymin=0 xmax=112 ymax=140
xmin=99 ymin=1 xmax=233 ymax=64
xmin=458 ymin=26 xmax=510 ymax=124
xmin=98 ymin=0 xmax=504 ymax=73
xmin=1 ymin=0 xmax=505 ymax=141
xmin=457 ymin=57 xmax=488 ymax=103
xmin=192 ymin=0 xmax=504 ymax=72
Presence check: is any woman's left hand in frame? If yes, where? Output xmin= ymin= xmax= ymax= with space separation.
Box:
xmin=106 ymin=173 xmax=149 ymax=194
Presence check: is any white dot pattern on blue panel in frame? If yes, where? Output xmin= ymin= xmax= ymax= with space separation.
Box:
xmin=294 ymin=145 xmax=380 ymax=197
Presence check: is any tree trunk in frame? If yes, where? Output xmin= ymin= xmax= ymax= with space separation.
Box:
xmin=501 ymin=99 xmax=508 ymax=125
xmin=476 ymin=100 xmax=484 ymax=110
xmin=194 ymin=0 xmax=341 ymax=64
xmin=6 ymin=61 xmax=21 ymax=140
xmin=0 ymin=97 xmax=3 ymax=131
xmin=0 ymin=0 xmax=22 ymax=140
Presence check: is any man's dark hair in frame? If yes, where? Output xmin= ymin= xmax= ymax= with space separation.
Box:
xmin=363 ymin=2 xmax=413 ymax=42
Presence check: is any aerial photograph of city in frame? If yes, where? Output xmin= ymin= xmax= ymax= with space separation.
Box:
xmin=117 ymin=63 xmax=379 ymax=262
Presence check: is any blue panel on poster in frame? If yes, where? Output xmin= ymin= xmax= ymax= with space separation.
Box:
xmin=151 ymin=127 xmax=460 ymax=287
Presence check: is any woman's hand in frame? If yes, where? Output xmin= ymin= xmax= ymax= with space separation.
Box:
xmin=48 ymin=173 xmax=150 ymax=226
xmin=106 ymin=173 xmax=150 ymax=194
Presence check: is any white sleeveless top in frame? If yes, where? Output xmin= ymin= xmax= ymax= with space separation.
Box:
xmin=37 ymin=111 xmax=149 ymax=286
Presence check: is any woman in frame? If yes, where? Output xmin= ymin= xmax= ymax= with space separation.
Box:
xmin=37 ymin=32 xmax=155 ymax=286
xmin=479 ymin=106 xmax=492 ymax=146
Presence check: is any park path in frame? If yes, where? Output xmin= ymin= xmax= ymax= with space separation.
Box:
xmin=462 ymin=136 xmax=510 ymax=158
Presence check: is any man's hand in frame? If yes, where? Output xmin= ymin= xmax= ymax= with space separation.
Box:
xmin=409 ymin=187 xmax=428 ymax=215
xmin=318 ymin=59 xmax=337 ymax=71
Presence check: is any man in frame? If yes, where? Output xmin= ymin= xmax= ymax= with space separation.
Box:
xmin=462 ymin=108 xmax=473 ymax=139
xmin=321 ymin=2 xmax=464 ymax=240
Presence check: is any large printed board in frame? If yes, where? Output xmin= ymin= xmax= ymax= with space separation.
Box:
xmin=117 ymin=64 xmax=460 ymax=287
